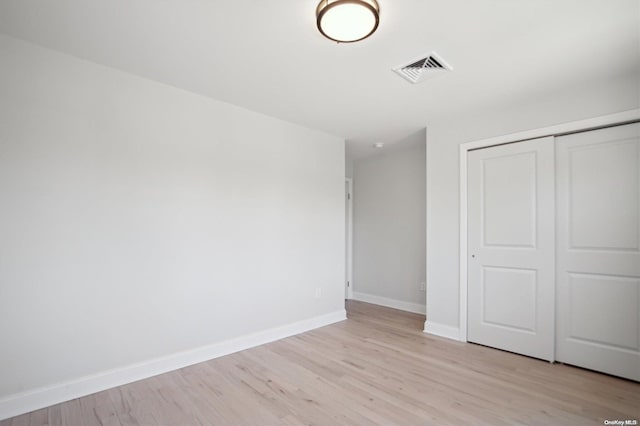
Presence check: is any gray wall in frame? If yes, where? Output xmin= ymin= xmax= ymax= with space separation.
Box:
xmin=345 ymin=154 xmax=354 ymax=179
xmin=0 ymin=35 xmax=345 ymax=400
xmin=352 ymin=129 xmax=426 ymax=312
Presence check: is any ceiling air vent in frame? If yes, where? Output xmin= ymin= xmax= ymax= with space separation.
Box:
xmin=393 ymin=52 xmax=452 ymax=84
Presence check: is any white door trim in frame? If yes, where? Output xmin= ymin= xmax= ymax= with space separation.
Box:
xmin=458 ymin=109 xmax=640 ymax=342
xmin=345 ymin=178 xmax=354 ymax=300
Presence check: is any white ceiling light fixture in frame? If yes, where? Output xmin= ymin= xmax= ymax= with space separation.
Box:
xmin=316 ymin=0 xmax=380 ymax=43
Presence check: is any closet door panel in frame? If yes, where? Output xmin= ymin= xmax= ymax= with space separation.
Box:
xmin=556 ymin=122 xmax=640 ymax=381
xmin=467 ymin=137 xmax=555 ymax=361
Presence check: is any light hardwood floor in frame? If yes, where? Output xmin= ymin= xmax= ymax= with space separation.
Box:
xmin=2 ymin=301 xmax=639 ymax=425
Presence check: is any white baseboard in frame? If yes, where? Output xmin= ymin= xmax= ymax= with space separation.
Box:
xmin=0 ymin=309 xmax=347 ymax=421
xmin=352 ymin=292 xmax=426 ymax=315
xmin=423 ymin=320 xmax=463 ymax=341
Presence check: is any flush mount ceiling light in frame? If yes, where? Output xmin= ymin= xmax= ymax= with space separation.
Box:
xmin=316 ymin=0 xmax=380 ymax=43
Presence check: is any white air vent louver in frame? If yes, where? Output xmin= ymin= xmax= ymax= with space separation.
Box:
xmin=393 ymin=52 xmax=452 ymax=84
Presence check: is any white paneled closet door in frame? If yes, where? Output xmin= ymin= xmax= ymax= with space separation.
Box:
xmin=555 ymin=123 xmax=640 ymax=381
xmin=467 ymin=137 xmax=556 ymax=361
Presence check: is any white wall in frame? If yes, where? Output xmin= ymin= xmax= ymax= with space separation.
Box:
xmin=0 ymin=35 xmax=345 ymax=407
xmin=425 ymin=72 xmax=640 ymax=337
xmin=352 ymin=129 xmax=426 ymax=313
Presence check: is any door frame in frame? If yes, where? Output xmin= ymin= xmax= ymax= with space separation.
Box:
xmin=458 ymin=109 xmax=640 ymax=342
xmin=345 ymin=178 xmax=354 ymax=300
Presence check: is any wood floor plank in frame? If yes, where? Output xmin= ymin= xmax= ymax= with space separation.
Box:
xmin=105 ymin=387 xmax=140 ymax=426
xmin=26 ymin=408 xmax=48 ymax=426
xmin=5 ymin=412 xmax=29 ymax=426
xmin=2 ymin=300 xmax=638 ymax=425
xmin=240 ymin=346 xmax=383 ymax=425
xmin=45 ymin=405 xmax=61 ymax=426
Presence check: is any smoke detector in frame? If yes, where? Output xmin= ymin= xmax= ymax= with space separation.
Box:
xmin=393 ymin=52 xmax=452 ymax=84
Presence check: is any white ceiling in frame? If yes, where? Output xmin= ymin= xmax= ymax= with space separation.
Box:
xmin=0 ymin=0 xmax=638 ymax=159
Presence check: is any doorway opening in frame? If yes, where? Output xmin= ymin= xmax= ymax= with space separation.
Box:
xmin=345 ymin=178 xmax=353 ymax=301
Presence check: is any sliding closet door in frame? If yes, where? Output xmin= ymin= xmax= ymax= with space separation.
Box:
xmin=468 ymin=137 xmax=555 ymax=361
xmin=556 ymin=122 xmax=640 ymax=381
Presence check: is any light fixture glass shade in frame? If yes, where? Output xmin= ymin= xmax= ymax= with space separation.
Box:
xmin=316 ymin=0 xmax=380 ymax=43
